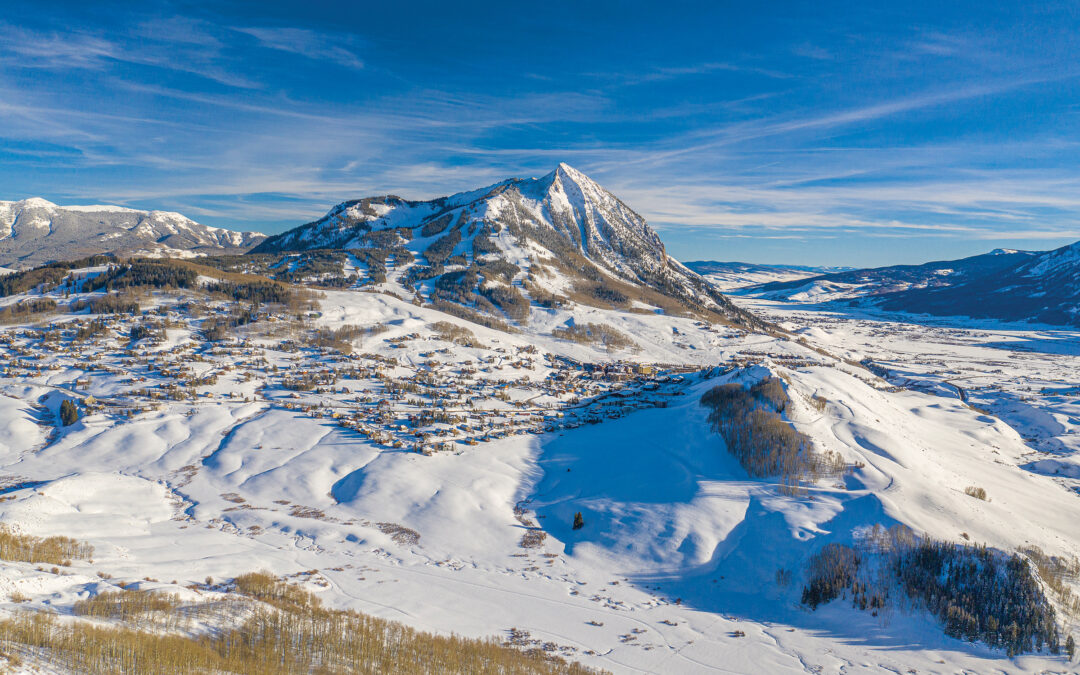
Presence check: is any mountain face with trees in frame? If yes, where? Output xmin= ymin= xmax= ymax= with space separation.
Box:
xmin=253 ymin=164 xmax=767 ymax=330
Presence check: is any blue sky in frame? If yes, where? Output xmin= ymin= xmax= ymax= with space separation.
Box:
xmin=3 ymin=1 xmax=1080 ymax=266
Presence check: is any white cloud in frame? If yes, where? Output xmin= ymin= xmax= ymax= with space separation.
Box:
xmin=234 ymin=27 xmax=364 ymax=69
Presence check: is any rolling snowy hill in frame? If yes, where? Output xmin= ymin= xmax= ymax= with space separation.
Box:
xmin=0 ymin=198 xmax=265 ymax=268
xmin=0 ymin=261 xmax=1073 ymax=672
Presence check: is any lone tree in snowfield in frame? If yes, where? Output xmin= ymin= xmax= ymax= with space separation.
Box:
xmin=59 ymin=400 xmax=79 ymax=426
xmin=572 ymin=512 xmax=584 ymax=530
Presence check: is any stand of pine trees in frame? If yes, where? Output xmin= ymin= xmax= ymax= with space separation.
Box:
xmin=700 ymin=377 xmax=843 ymax=484
xmin=896 ymin=540 xmax=1058 ymax=656
xmin=59 ymin=400 xmax=79 ymax=426
xmin=801 ymin=535 xmax=1061 ymax=657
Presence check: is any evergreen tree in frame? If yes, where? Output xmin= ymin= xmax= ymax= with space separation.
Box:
xmin=1067 ymin=635 xmax=1075 ymax=660
xmin=572 ymin=512 xmax=584 ymax=530
xmin=59 ymin=400 xmax=79 ymax=426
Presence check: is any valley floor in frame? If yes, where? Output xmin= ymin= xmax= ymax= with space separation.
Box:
xmin=0 ymin=287 xmax=1077 ymax=672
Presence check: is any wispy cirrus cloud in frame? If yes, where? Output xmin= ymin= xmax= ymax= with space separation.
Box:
xmin=234 ymin=27 xmax=364 ymax=69
xmin=2 ymin=3 xmax=1080 ymax=265
xmin=0 ymin=20 xmax=259 ymax=88
xmin=0 ymin=27 xmax=118 ymax=69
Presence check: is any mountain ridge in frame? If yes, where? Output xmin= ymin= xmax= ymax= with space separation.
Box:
xmin=254 ymin=163 xmax=668 ymax=275
xmin=745 ymin=248 xmax=1038 ymax=301
xmin=873 ymin=240 xmax=1080 ymax=326
xmin=739 ymin=243 xmax=1080 ymax=328
xmin=0 ymin=198 xmax=266 ymax=268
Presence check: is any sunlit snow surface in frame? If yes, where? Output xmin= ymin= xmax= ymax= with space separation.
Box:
xmin=0 ymin=285 xmax=1076 ymax=673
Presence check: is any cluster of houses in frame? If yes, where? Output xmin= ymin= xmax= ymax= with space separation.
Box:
xmin=272 ymin=346 xmax=700 ymax=454
xmin=0 ymin=306 xmax=708 ymax=454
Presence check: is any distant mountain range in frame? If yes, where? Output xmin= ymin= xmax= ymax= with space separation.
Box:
xmin=0 ymin=198 xmax=265 ymax=268
xmin=873 ymin=243 xmax=1080 ymax=326
xmin=742 ymin=245 xmax=1080 ymax=327
xmin=10 ymin=180 xmax=1080 ymax=330
xmin=747 ymin=248 xmax=1035 ymax=301
xmin=682 ymin=261 xmax=852 ymax=291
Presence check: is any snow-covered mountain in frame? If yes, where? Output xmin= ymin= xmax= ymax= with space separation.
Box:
xmin=0 ymin=198 xmax=265 ymax=268
xmin=741 ymin=243 xmax=1080 ymax=327
xmin=254 ymin=164 xmax=765 ymax=329
xmin=684 ymin=260 xmax=851 ymax=291
xmin=873 ymin=241 xmax=1080 ymax=326
xmin=747 ymin=248 xmax=1037 ymax=303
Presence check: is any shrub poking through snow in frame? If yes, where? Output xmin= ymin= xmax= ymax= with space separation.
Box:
xmin=964 ymin=485 xmax=988 ymax=501
xmin=520 ymin=530 xmax=548 ymax=549
xmin=375 ymin=522 xmax=421 ymax=546
xmin=0 ymin=525 xmax=93 ymax=564
xmin=573 ymin=512 xmax=585 ymax=530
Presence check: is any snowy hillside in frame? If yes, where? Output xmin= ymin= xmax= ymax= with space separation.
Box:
xmin=0 ymin=198 xmax=265 ymax=268
xmin=251 ymin=164 xmax=763 ymax=331
xmin=0 ymin=255 xmax=1073 ymax=672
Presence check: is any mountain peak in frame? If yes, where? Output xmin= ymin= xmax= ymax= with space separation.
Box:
xmin=250 ymin=168 xmax=764 ymax=330
xmin=15 ymin=197 xmax=58 ymax=209
xmin=549 ymin=162 xmax=596 ymax=186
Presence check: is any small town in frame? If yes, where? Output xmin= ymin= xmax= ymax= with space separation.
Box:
xmin=0 ymin=297 xmax=710 ymax=455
